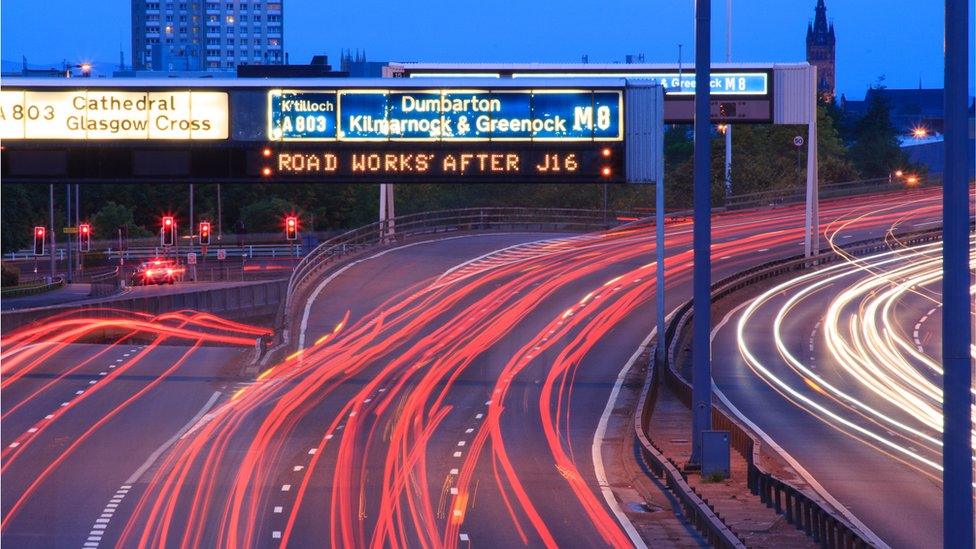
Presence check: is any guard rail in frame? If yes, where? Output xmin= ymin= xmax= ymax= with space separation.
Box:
xmin=649 ymin=225 xmax=958 ymax=548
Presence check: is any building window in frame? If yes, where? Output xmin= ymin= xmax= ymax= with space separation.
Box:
xmin=226 ymin=38 xmax=234 ymax=45
xmin=268 ymin=38 xmax=279 ymax=46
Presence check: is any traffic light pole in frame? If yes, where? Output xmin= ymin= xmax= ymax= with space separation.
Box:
xmin=689 ymin=0 xmax=713 ymax=468
xmin=48 ymin=184 xmax=55 ymax=283
xmin=75 ymin=183 xmax=80 ymax=272
xmin=942 ymin=0 xmax=973 ymax=545
xmin=66 ymin=184 xmax=73 ymax=283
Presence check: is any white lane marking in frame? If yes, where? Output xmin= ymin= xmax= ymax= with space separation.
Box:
xmin=298 ymin=233 xmax=545 ymax=349
xmin=272 ymin=531 xmax=282 ymax=539
xmin=913 ymin=219 xmax=942 ymax=227
xmin=308 ymin=448 xmax=317 ymax=454
xmin=712 ymin=303 xmax=890 ymax=549
xmin=593 ymin=327 xmax=653 ymax=549
xmin=274 ymin=506 xmax=283 ymax=513
xmin=459 ymin=533 xmax=470 ymax=541
xmin=449 ymin=468 xmax=459 ymax=475
xmin=450 ymin=487 xmax=459 ymax=495
xmin=125 ymin=391 xmax=222 ymax=485
xmin=453 ymin=451 xmax=463 ymax=458
xmin=475 ymin=413 xmax=483 ymax=419
xmin=457 ymin=440 xmax=466 ymax=447
xmin=84 ymin=391 xmax=224 ymax=548
xmin=293 ymin=465 xmax=304 ymax=472
xmin=281 ymin=484 xmax=291 ymax=492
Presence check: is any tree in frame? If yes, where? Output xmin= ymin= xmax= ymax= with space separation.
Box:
xmin=90 ymin=202 xmax=151 ymax=240
xmin=239 ymin=197 xmax=301 ymax=233
xmin=816 ymin=104 xmax=859 ymax=183
xmin=848 ymin=84 xmax=906 ymax=178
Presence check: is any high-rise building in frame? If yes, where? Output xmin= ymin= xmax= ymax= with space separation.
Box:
xmin=131 ymin=1 xmax=284 ymax=72
xmin=805 ymin=0 xmax=836 ymax=102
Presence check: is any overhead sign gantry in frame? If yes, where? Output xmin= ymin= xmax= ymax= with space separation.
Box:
xmin=0 ymin=78 xmax=654 ymax=185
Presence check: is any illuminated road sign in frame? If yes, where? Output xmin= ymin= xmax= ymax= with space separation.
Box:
xmin=0 ymin=80 xmax=656 ymax=184
xmin=267 ymin=89 xmax=623 ymax=142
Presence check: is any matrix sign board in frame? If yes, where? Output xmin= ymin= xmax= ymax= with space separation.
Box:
xmin=0 ymin=90 xmax=229 ymax=140
xmin=267 ymin=89 xmax=622 ymax=142
xmin=264 ymin=146 xmax=622 ymax=183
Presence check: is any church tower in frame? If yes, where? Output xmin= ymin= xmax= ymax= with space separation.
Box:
xmin=806 ymin=0 xmax=836 ymax=102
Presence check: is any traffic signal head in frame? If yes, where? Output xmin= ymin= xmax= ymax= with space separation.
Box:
xmin=33 ymin=226 xmax=46 ymax=256
xmin=162 ymin=216 xmax=176 ymax=246
xmin=79 ymin=224 xmax=91 ymax=252
xmin=285 ymin=216 xmax=298 ymax=240
xmin=199 ymin=221 xmax=211 ymax=245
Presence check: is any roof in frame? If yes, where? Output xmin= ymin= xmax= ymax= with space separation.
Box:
xmin=845 ymin=88 xmax=945 ymax=117
xmin=0 ymin=76 xmax=634 ymax=90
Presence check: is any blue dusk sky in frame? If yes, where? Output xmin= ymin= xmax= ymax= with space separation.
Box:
xmin=1 ymin=1 xmax=973 ymax=99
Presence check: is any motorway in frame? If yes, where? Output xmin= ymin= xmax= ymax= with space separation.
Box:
xmin=0 ymin=187 xmax=951 ymax=548
xmin=713 ymin=224 xmax=975 ymax=548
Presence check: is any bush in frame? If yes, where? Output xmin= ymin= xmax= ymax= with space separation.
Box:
xmin=1 ymin=263 xmax=20 ymax=287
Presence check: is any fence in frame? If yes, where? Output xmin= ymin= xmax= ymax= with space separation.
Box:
xmin=0 ymin=276 xmax=66 ymax=299
xmin=633 ymin=345 xmax=746 ymax=548
xmin=724 ymin=175 xmax=940 ymax=210
xmin=284 ymin=207 xmax=645 ymax=318
xmin=88 ymin=267 xmax=121 ymax=298
xmin=644 ymin=226 xmax=957 ymax=548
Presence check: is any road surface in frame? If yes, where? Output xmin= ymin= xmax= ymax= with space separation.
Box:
xmin=0 ymin=188 xmax=949 ymax=547
xmin=713 ymin=225 xmax=974 ymax=548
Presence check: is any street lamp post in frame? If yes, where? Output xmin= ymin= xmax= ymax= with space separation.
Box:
xmin=690 ymin=0 xmax=713 ymax=468
xmin=942 ymin=0 xmax=973 ymax=546
xmin=724 ymin=0 xmax=733 ymax=199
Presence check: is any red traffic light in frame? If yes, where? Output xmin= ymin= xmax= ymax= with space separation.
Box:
xmin=199 ymin=221 xmax=211 ymax=245
xmin=79 ymin=224 xmax=92 ymax=251
xmin=285 ymin=216 xmax=298 ymax=240
xmin=161 ymin=216 xmax=176 ymax=246
xmin=34 ymin=226 xmax=46 ymax=255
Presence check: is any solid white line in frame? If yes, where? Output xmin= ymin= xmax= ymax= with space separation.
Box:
xmin=712 ymin=303 xmax=890 ymax=549
xmin=592 ymin=329 xmax=654 ymax=549
xmin=298 ymin=233 xmax=551 ymax=350
xmin=124 ymin=391 xmax=222 ymax=485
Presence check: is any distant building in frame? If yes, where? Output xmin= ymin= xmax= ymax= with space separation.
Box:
xmin=131 ymin=0 xmax=284 ymax=72
xmin=842 ymin=87 xmax=945 ymax=135
xmin=805 ymin=0 xmax=836 ymax=102
xmin=339 ymin=50 xmax=387 ymax=78
xmin=842 ymin=89 xmax=976 ymax=176
xmin=238 ymin=54 xmax=348 ymax=77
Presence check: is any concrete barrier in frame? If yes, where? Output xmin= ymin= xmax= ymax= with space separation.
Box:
xmin=1 ymin=279 xmax=287 ymax=333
